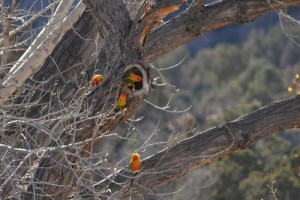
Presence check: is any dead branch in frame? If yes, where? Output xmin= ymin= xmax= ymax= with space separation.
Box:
xmin=0 ymin=0 xmax=16 ymax=80
xmin=1 ymin=0 xmax=300 ymax=199
xmin=84 ymin=95 xmax=300 ymax=199
xmin=144 ymin=0 xmax=300 ymax=61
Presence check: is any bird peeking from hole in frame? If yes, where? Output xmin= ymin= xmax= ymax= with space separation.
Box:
xmin=122 ymin=72 xmax=143 ymax=92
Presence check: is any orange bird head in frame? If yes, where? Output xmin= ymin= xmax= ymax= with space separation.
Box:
xmin=114 ymin=92 xmax=128 ymax=112
xmin=118 ymin=92 xmax=128 ymax=106
xmin=92 ymin=74 xmax=103 ymax=85
xmin=124 ymin=73 xmax=142 ymax=83
xmin=132 ymin=153 xmax=140 ymax=161
xmin=129 ymin=73 xmax=142 ymax=82
xmin=119 ymin=91 xmax=127 ymax=100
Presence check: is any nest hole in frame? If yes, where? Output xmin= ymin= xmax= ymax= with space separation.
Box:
xmin=122 ymin=65 xmax=144 ymax=93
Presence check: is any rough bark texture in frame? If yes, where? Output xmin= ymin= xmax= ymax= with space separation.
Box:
xmin=1 ymin=0 xmax=300 ymax=199
xmin=84 ymin=95 xmax=300 ymax=199
xmin=0 ymin=0 xmax=82 ymax=102
xmin=0 ymin=0 xmax=16 ymax=79
xmin=144 ymin=0 xmax=300 ymax=61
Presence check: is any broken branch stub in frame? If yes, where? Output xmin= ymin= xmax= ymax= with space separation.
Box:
xmin=134 ymin=0 xmax=187 ymax=46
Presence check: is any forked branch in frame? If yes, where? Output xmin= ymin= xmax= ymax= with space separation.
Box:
xmin=144 ymin=0 xmax=300 ymax=60
xmin=84 ymin=95 xmax=300 ymax=199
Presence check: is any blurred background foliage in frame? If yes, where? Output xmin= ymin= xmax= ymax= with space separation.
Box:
xmin=7 ymin=1 xmax=300 ymax=198
xmin=101 ymin=19 xmax=300 ymax=198
xmin=133 ymin=15 xmax=300 ymax=199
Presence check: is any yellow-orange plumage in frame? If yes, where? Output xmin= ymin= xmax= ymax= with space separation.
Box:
xmin=130 ymin=152 xmax=141 ymax=187
xmin=92 ymin=74 xmax=103 ymax=85
xmin=130 ymin=153 xmax=141 ymax=172
xmin=114 ymin=92 xmax=128 ymax=112
xmin=124 ymin=73 xmax=142 ymax=83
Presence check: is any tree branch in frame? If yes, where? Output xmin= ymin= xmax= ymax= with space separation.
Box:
xmin=20 ymin=1 xmax=148 ymax=199
xmin=0 ymin=1 xmax=60 ymax=46
xmin=144 ymin=0 xmax=300 ymax=61
xmin=0 ymin=1 xmax=85 ymax=103
xmin=133 ymin=0 xmax=186 ymax=45
xmin=84 ymin=95 xmax=300 ymax=199
xmin=0 ymin=0 xmax=16 ymax=79
xmin=2 ymin=0 xmax=300 ymax=199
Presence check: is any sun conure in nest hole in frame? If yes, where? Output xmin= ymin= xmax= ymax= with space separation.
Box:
xmin=123 ymin=72 xmax=143 ymax=92
xmin=123 ymin=73 xmax=142 ymax=83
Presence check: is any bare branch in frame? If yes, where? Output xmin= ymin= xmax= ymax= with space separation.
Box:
xmin=0 ymin=0 xmax=16 ymax=79
xmin=0 ymin=1 xmax=60 ymax=46
xmin=144 ymin=0 xmax=300 ymax=61
xmin=87 ymin=95 xmax=300 ymax=199
xmin=2 ymin=0 xmax=300 ymax=199
xmin=134 ymin=0 xmax=186 ymax=45
xmin=0 ymin=1 xmax=86 ymax=103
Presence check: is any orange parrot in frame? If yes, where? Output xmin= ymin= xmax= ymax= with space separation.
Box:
xmin=92 ymin=74 xmax=103 ymax=85
xmin=123 ymin=73 xmax=142 ymax=83
xmin=114 ymin=91 xmax=128 ymax=112
xmin=130 ymin=152 xmax=141 ymax=187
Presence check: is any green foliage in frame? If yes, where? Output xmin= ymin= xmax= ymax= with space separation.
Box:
xmin=148 ymin=23 xmax=300 ymax=199
xmin=239 ymin=165 xmax=300 ymax=200
xmin=208 ymin=136 xmax=300 ymax=200
xmin=290 ymin=145 xmax=300 ymax=176
xmin=244 ymin=26 xmax=287 ymax=67
xmin=229 ymin=58 xmax=285 ymax=114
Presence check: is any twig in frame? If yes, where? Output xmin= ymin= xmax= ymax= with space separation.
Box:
xmin=0 ymin=1 xmax=60 ymax=46
xmin=0 ymin=0 xmax=16 ymax=80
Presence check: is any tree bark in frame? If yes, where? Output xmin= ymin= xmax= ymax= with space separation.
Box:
xmin=82 ymin=95 xmax=300 ymax=199
xmin=1 ymin=0 xmax=300 ymax=199
xmin=144 ymin=0 xmax=300 ymax=61
xmin=0 ymin=0 xmax=16 ymax=80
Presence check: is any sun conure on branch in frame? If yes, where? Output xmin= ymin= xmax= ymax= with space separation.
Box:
xmin=92 ymin=74 xmax=103 ymax=85
xmin=130 ymin=152 xmax=141 ymax=187
xmin=114 ymin=91 xmax=128 ymax=112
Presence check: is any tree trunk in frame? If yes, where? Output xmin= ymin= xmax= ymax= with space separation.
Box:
xmin=1 ymin=0 xmax=300 ymax=199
